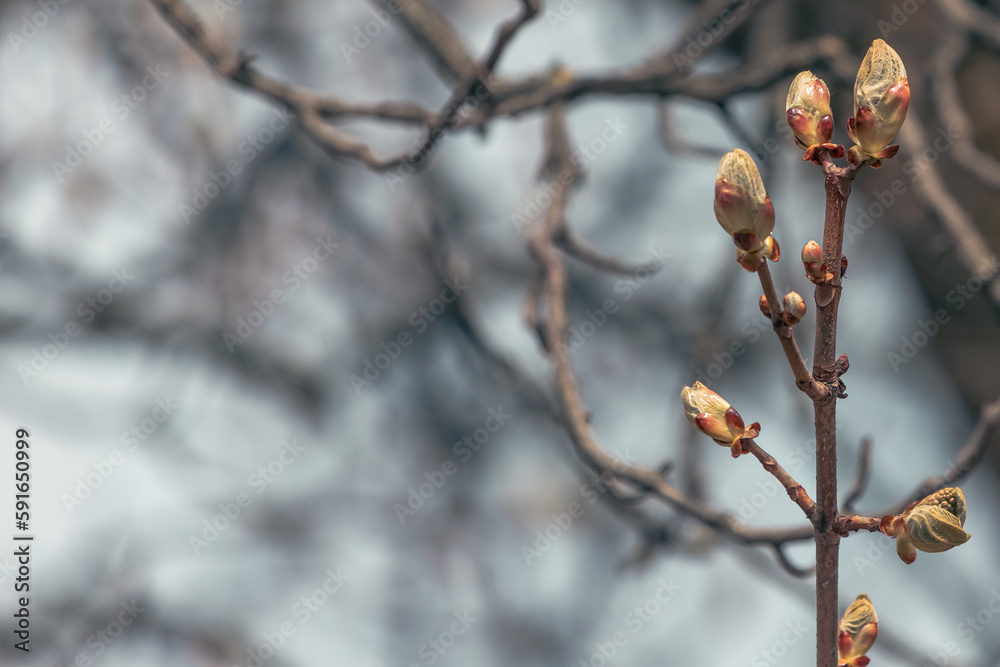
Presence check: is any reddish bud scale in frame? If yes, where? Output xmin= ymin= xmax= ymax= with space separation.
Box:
xmin=758 ymin=295 xmax=771 ymax=319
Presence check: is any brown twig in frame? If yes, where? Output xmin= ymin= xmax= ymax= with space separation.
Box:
xmin=146 ymin=0 xmax=538 ymax=172
xmin=811 ymin=151 xmax=861 ymax=667
xmin=556 ymin=229 xmax=660 ymax=276
xmin=898 ymin=116 xmax=1000 ymax=308
xmin=831 ymin=396 xmax=1000 ymax=535
xmin=771 ymin=543 xmax=816 ymax=579
xmin=756 ymin=262 xmax=828 ymax=400
xmin=903 ymin=395 xmax=1000 ymax=507
xmin=526 ymin=106 xmax=815 ymax=559
xmin=744 ymin=439 xmax=816 ymax=519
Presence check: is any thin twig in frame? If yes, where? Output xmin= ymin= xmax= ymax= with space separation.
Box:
xmin=898 ymin=116 xmax=1000 ymax=309
xmin=757 ymin=262 xmax=828 ymax=400
xmin=744 ymin=439 xmax=816 ymax=519
xmin=526 ymin=106 xmax=815 ymax=556
xmin=811 ymin=151 xmax=862 ymax=667
xmin=904 ymin=395 xmax=1000 ymax=507
xmin=556 ymin=230 xmax=660 ymax=276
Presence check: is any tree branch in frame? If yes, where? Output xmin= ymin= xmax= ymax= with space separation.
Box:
xmin=756 ymin=261 xmax=828 ymax=400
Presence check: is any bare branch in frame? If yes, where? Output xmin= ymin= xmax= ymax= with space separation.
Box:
xmin=898 ymin=116 xmax=1000 ymax=308
xmin=756 ymin=262 xmax=828 ymax=400
xmin=744 ymin=439 xmax=816 ymax=519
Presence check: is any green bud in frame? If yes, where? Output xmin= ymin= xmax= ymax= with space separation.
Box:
xmin=880 ymin=487 xmax=970 ymax=564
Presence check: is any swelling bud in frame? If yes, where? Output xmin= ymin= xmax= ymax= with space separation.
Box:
xmin=848 ymin=40 xmax=910 ymax=167
xmin=680 ymin=381 xmax=759 ymax=458
xmin=714 ymin=149 xmax=779 ymax=271
xmin=782 ymin=291 xmax=806 ymax=325
xmin=880 ymin=487 xmax=970 ymax=564
xmin=838 ymin=594 xmax=878 ymax=667
xmin=801 ymin=240 xmax=832 ymax=284
xmin=786 ymin=71 xmax=843 ymax=164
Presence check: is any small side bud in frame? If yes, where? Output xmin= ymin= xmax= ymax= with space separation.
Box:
xmin=681 ymin=381 xmax=756 ymax=457
xmin=836 ymin=353 xmax=850 ymax=376
xmin=758 ymin=295 xmax=772 ymax=319
xmin=762 ymin=235 xmax=781 ymax=262
xmin=880 ymin=487 xmax=970 ymax=564
xmin=802 ymin=240 xmax=831 ymax=284
xmin=838 ymin=594 xmax=878 ymax=667
xmin=782 ymin=291 xmax=806 ymax=325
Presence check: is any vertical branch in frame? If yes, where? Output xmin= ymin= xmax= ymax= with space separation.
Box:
xmin=812 ymin=158 xmax=859 ymax=667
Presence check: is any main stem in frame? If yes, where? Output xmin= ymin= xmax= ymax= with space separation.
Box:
xmin=813 ymin=162 xmax=856 ymax=667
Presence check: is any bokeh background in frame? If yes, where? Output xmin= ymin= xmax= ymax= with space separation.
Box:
xmin=1 ymin=0 xmax=999 ymax=666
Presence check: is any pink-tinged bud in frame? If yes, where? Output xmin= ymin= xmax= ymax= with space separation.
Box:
xmin=786 ymin=71 xmax=844 ymax=164
xmin=762 ymin=235 xmax=780 ymax=262
xmin=758 ymin=295 xmax=771 ymax=319
xmin=714 ymin=149 xmax=775 ymax=242
xmin=848 ymin=40 xmax=910 ymax=167
xmin=838 ymin=594 xmax=878 ymax=667
xmin=738 ymin=235 xmax=781 ymax=271
xmin=880 ymin=487 xmax=970 ymax=564
xmin=782 ymin=291 xmax=806 ymax=325
xmin=802 ymin=240 xmax=823 ymax=265
xmin=681 ymin=381 xmax=755 ymax=457
xmin=801 ymin=240 xmax=831 ymax=284
xmin=835 ymin=353 xmax=850 ymax=376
